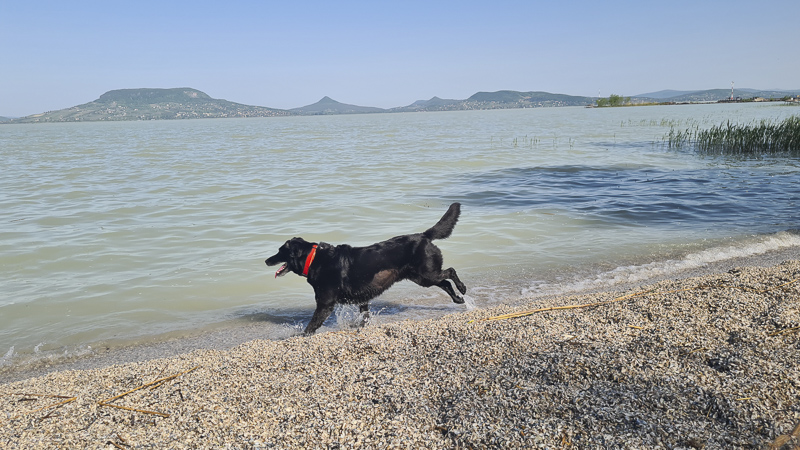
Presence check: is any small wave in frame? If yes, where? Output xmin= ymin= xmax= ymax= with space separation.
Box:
xmin=1 ymin=346 xmax=15 ymax=366
xmin=524 ymin=231 xmax=800 ymax=297
xmin=0 ymin=343 xmax=98 ymax=376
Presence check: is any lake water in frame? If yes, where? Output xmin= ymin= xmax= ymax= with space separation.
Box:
xmin=2 ymin=103 xmax=799 ymax=372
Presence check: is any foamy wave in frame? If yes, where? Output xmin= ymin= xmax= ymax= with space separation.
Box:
xmin=1 ymin=346 xmax=15 ymax=366
xmin=525 ymin=231 xmax=800 ymax=297
xmin=0 ymin=343 xmax=98 ymax=376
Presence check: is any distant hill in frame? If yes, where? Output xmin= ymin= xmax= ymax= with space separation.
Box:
xmin=291 ymin=96 xmax=386 ymax=115
xmin=0 ymin=116 xmax=11 ymax=122
xmin=465 ymin=90 xmax=593 ymax=107
xmin=390 ymin=96 xmax=462 ymax=112
xmin=7 ymin=88 xmax=292 ymax=123
xmin=392 ymin=91 xmax=593 ymax=112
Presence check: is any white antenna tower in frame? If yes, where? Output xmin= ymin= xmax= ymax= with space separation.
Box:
xmin=731 ymin=81 xmax=734 ymax=100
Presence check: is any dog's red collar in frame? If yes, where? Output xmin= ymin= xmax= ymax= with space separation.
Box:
xmin=302 ymin=244 xmax=318 ymax=277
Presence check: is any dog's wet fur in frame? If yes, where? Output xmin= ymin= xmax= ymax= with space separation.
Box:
xmin=265 ymin=203 xmax=467 ymax=335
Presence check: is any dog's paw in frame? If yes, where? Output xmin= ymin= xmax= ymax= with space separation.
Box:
xmin=456 ymin=282 xmax=467 ymax=295
xmin=452 ymin=295 xmax=465 ymax=304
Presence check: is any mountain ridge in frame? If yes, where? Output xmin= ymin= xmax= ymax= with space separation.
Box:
xmin=5 ymin=87 xmax=800 ymax=123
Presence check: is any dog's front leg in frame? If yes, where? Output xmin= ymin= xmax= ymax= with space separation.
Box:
xmin=304 ymin=290 xmax=336 ymax=335
xmin=303 ymin=305 xmax=334 ymax=335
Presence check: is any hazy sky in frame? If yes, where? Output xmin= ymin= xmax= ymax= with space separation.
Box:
xmin=2 ymin=0 xmax=798 ymax=117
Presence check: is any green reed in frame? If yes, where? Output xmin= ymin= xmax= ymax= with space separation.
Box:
xmin=666 ymin=115 xmax=800 ymax=155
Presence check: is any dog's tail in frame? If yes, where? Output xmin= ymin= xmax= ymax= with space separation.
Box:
xmin=423 ymin=203 xmax=461 ymax=240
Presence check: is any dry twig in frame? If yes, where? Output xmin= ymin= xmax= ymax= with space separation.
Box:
xmin=100 ymin=365 xmax=199 ymax=404
xmin=98 ymin=365 xmax=200 ymax=418
xmin=769 ymin=419 xmax=800 ymax=449
xmin=100 ymin=403 xmax=169 ymax=418
xmin=768 ymin=326 xmax=800 ymax=337
xmin=7 ymin=394 xmax=77 ymax=420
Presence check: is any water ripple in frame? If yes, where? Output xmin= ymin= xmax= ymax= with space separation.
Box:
xmin=451 ymin=165 xmax=798 ymax=231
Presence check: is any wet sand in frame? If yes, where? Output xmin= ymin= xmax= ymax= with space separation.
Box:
xmin=2 ymin=251 xmax=799 ymax=448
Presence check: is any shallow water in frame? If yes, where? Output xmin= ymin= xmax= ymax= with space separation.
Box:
xmin=1 ymin=103 xmax=799 ymax=370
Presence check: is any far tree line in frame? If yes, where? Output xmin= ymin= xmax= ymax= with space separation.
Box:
xmin=596 ymin=94 xmax=631 ymax=107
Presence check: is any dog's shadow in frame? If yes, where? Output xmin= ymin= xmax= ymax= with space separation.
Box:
xmin=235 ymin=307 xmax=309 ymax=325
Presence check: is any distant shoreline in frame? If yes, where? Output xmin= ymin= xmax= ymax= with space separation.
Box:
xmin=4 ymin=87 xmax=799 ymax=124
xmin=590 ymin=96 xmax=800 ymax=108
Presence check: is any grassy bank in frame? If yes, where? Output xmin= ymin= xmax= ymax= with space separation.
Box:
xmin=666 ymin=115 xmax=800 ymax=155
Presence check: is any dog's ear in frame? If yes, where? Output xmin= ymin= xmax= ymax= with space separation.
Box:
xmin=288 ymin=239 xmax=305 ymax=261
xmin=286 ymin=238 xmax=315 ymax=268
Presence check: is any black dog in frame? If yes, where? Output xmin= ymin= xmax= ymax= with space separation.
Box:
xmin=265 ymin=203 xmax=467 ymax=335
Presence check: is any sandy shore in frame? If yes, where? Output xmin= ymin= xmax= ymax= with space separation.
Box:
xmin=2 ymin=260 xmax=799 ymax=448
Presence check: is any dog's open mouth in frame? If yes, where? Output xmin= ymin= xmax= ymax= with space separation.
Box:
xmin=275 ymin=264 xmax=289 ymax=278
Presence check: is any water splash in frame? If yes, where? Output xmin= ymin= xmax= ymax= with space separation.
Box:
xmin=462 ymin=294 xmax=478 ymax=311
xmin=334 ymin=304 xmax=370 ymax=330
xmin=279 ymin=321 xmax=305 ymax=338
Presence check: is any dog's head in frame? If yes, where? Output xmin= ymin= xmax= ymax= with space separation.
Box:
xmin=265 ymin=237 xmax=316 ymax=278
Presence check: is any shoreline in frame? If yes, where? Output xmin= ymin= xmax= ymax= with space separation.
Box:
xmin=2 ymin=253 xmax=799 ymax=447
xmin=2 ymin=244 xmax=799 ymax=385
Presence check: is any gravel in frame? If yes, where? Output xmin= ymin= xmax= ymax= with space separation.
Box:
xmin=2 ymin=261 xmax=799 ymax=449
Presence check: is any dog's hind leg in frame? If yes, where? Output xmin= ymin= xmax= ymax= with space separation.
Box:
xmin=409 ymin=273 xmax=465 ymax=304
xmin=443 ymin=267 xmax=467 ymax=295
xmin=410 ymin=242 xmax=466 ymax=303
xmin=436 ymin=279 xmax=465 ymax=304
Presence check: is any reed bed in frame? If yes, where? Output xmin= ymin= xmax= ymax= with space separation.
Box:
xmin=666 ymin=115 xmax=800 ymax=155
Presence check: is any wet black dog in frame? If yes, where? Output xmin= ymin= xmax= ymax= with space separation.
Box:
xmin=265 ymin=203 xmax=467 ymax=335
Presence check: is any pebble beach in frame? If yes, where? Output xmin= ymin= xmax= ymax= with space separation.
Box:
xmin=2 ymin=259 xmax=800 ymax=449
